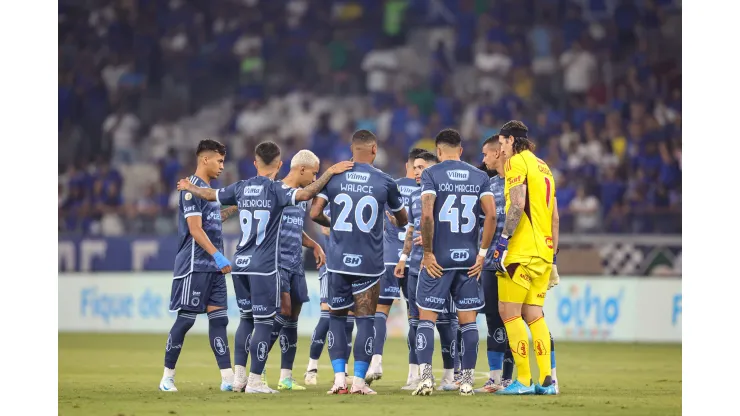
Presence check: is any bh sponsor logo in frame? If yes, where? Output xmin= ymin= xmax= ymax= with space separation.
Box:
xmin=343 ymin=253 xmax=362 ymax=267
xmin=235 ymin=256 xmax=252 ymax=268
xmin=450 ymin=249 xmax=470 ymax=262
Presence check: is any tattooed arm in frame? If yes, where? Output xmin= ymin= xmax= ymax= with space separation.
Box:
xmin=220 ymin=206 xmax=238 ymax=222
xmin=502 ymin=183 xmax=526 ymax=237
xmin=401 ymin=225 xmax=415 ymax=256
xmin=177 ymin=181 xmax=218 ymax=201
xmin=420 ymin=194 xmax=436 ymax=254
xmin=295 ymin=161 xmax=354 ymax=202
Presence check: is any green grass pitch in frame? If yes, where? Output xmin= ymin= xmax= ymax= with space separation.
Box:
xmin=59 ymin=333 xmax=681 ymax=416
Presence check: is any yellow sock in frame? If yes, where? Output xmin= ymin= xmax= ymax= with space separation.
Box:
xmin=503 ymin=316 xmax=531 ymax=386
xmin=528 ymin=316 xmax=553 ymax=385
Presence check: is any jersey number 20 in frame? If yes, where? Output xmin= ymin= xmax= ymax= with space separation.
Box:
xmin=332 ymin=193 xmax=379 ymax=233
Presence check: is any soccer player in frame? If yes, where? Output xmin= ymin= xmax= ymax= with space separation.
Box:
xmin=254 ymin=150 xmax=328 ymax=391
xmin=309 ymin=130 xmax=408 ymax=395
xmin=395 ymin=151 xmax=458 ymax=391
xmin=160 ymin=139 xmax=239 ymax=392
xmin=177 ymin=141 xmax=353 ymax=394
xmin=413 ymin=129 xmax=498 ymax=396
xmin=365 ymin=148 xmax=425 ymax=383
xmin=304 ymin=206 xmax=357 ymax=385
xmin=491 ymin=120 xmax=558 ymax=395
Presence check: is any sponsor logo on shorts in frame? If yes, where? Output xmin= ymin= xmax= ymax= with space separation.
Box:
xmin=385 ymin=286 xmax=401 ymax=294
xmin=537 ymin=292 xmax=546 ymax=298
xmin=416 ymin=333 xmax=427 ymax=350
xmin=424 ymin=296 xmax=445 ymax=304
xmin=243 ymin=186 xmax=264 ymax=196
xmin=214 ymin=337 xmax=227 ymax=355
xmin=257 ymin=341 xmax=268 ymax=361
xmin=447 ymin=170 xmax=469 ymax=181
xmin=237 ymin=298 xmax=250 ymax=307
xmin=252 ymin=305 xmax=268 ymax=313
xmin=519 ymin=273 xmax=531 ymax=282
xmin=331 ymin=296 xmax=345 ymax=305
xmin=235 ymin=256 xmax=252 ymax=268
xmin=343 ymin=254 xmax=362 ymax=267
xmin=364 ymin=337 xmax=374 ymax=356
xmin=458 ymin=297 xmax=478 ymax=306
xmin=345 ymin=172 xmax=370 ymax=183
xmin=191 ymin=297 xmax=200 ymax=307
xmin=450 ymin=249 xmax=470 ymax=262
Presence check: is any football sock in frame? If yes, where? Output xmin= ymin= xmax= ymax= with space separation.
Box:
xmin=372 ymin=312 xmax=388 ymax=356
xmin=268 ymin=314 xmax=289 ymax=352
xmin=248 ymin=317 xmax=274 ymax=375
xmin=436 ymin=319 xmax=455 ymax=370
xmin=460 ymin=322 xmax=479 ymax=372
xmin=551 ymin=332 xmax=557 ymax=381
xmin=502 ymin=349 xmax=514 ymax=381
xmin=207 ymin=309 xmax=231 ymax=370
xmin=527 ymin=316 xmax=553 ymax=386
xmin=353 ymin=316 xmax=375 ymax=381
xmin=407 ymin=318 xmax=419 ymax=366
xmin=309 ymin=311 xmax=330 ymax=361
xmin=234 ymin=311 xmax=254 ymax=367
xmin=344 ymin=315 xmax=355 ymax=363
xmin=328 ymin=315 xmax=348 ymax=378
xmin=415 ymin=320 xmax=435 ymax=367
xmin=164 ymin=311 xmax=196 ymax=369
xmin=503 ymin=315 xmax=532 ymax=386
xmin=281 ymin=319 xmax=298 ymax=373
xmin=486 ymin=312 xmax=506 ymax=383
xmin=454 ymin=320 xmax=462 ymax=373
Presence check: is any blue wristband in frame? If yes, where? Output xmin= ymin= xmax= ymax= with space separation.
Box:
xmin=213 ymin=252 xmax=230 ymax=269
xmin=553 ymin=254 xmax=557 ymax=265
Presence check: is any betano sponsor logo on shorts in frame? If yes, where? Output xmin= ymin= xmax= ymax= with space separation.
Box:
xmin=555 ymin=283 xmax=623 ymax=340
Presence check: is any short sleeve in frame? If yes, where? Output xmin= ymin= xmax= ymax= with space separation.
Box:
xmin=479 ymin=175 xmax=494 ymax=199
xmin=504 ymin=155 xmax=527 ymax=191
xmin=181 ymin=191 xmax=204 ymax=218
xmin=316 ymin=184 xmax=329 ymax=202
xmin=386 ymin=178 xmax=404 ymax=212
xmin=216 ymin=181 xmax=240 ymax=206
xmin=273 ymin=182 xmax=298 ymax=207
xmin=407 ymin=199 xmax=416 ymax=226
xmin=420 ymin=169 xmax=436 ymax=197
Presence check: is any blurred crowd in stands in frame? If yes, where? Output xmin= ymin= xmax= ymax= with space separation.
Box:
xmin=58 ymin=0 xmax=682 ymax=237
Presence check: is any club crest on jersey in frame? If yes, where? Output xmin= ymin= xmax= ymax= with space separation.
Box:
xmin=342 ymin=253 xmax=363 ymax=267
xmin=345 ymin=172 xmax=370 ymax=183
xmin=446 ymin=170 xmax=469 ymax=181
xmin=235 ymin=256 xmax=252 ymax=268
xmin=450 ymin=249 xmax=470 ymax=262
xmin=214 ymin=337 xmax=226 ymax=355
xmin=399 ymin=185 xmax=417 ymax=195
xmin=243 ymin=185 xmax=264 ymax=196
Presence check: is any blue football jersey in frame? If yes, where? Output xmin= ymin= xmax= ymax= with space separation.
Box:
xmin=407 ymin=188 xmax=423 ymax=276
xmin=480 ymin=175 xmax=506 ymax=271
xmin=278 ymin=182 xmax=308 ymax=272
xmin=174 ymin=175 xmax=224 ymax=277
xmin=383 ymin=177 xmax=420 ymax=265
xmin=216 ymin=176 xmax=298 ymax=275
xmin=318 ymin=163 xmax=404 ymax=277
xmin=420 ymin=160 xmax=492 ymax=270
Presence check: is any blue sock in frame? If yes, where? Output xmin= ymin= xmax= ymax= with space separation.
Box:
xmin=415 ymin=320 xmax=435 ymax=365
xmin=436 ymin=320 xmax=455 ymax=369
xmin=234 ymin=311 xmax=254 ymax=366
xmin=460 ymin=322 xmax=479 ymax=371
xmin=503 ymin=349 xmax=514 ymax=381
xmin=344 ymin=315 xmax=355 ymax=363
xmin=207 ymin=309 xmax=231 ymax=370
xmin=487 ymin=351 xmax=504 ymax=371
xmin=268 ymin=314 xmax=289 ymax=352
xmin=551 ymin=332 xmax=557 ymax=370
xmin=485 ymin=312 xmax=507 ymax=372
xmin=328 ymin=315 xmax=348 ymax=374
xmin=454 ymin=318 xmax=462 ymax=373
xmin=309 ymin=311 xmax=330 ymax=360
xmin=353 ymin=316 xmax=375 ymax=379
xmin=372 ymin=312 xmax=388 ymax=356
xmin=407 ymin=318 xmax=419 ymax=365
xmin=164 ymin=311 xmax=196 ymax=369
xmin=249 ymin=317 xmax=274 ymax=374
xmin=280 ymin=319 xmax=298 ymax=372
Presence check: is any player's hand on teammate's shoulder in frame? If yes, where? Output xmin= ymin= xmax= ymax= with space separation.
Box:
xmin=176 ymin=178 xmax=194 ymax=192
xmin=327 ymin=161 xmax=354 ymax=175
xmin=468 ymin=254 xmax=484 ymax=279
xmin=386 ymin=211 xmax=398 ymax=227
xmin=422 ymin=253 xmax=443 ymax=278
xmin=314 ymin=244 xmax=326 ymax=268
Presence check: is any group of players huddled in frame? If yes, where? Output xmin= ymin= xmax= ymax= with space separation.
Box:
xmin=159 ymin=120 xmax=561 ymax=396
